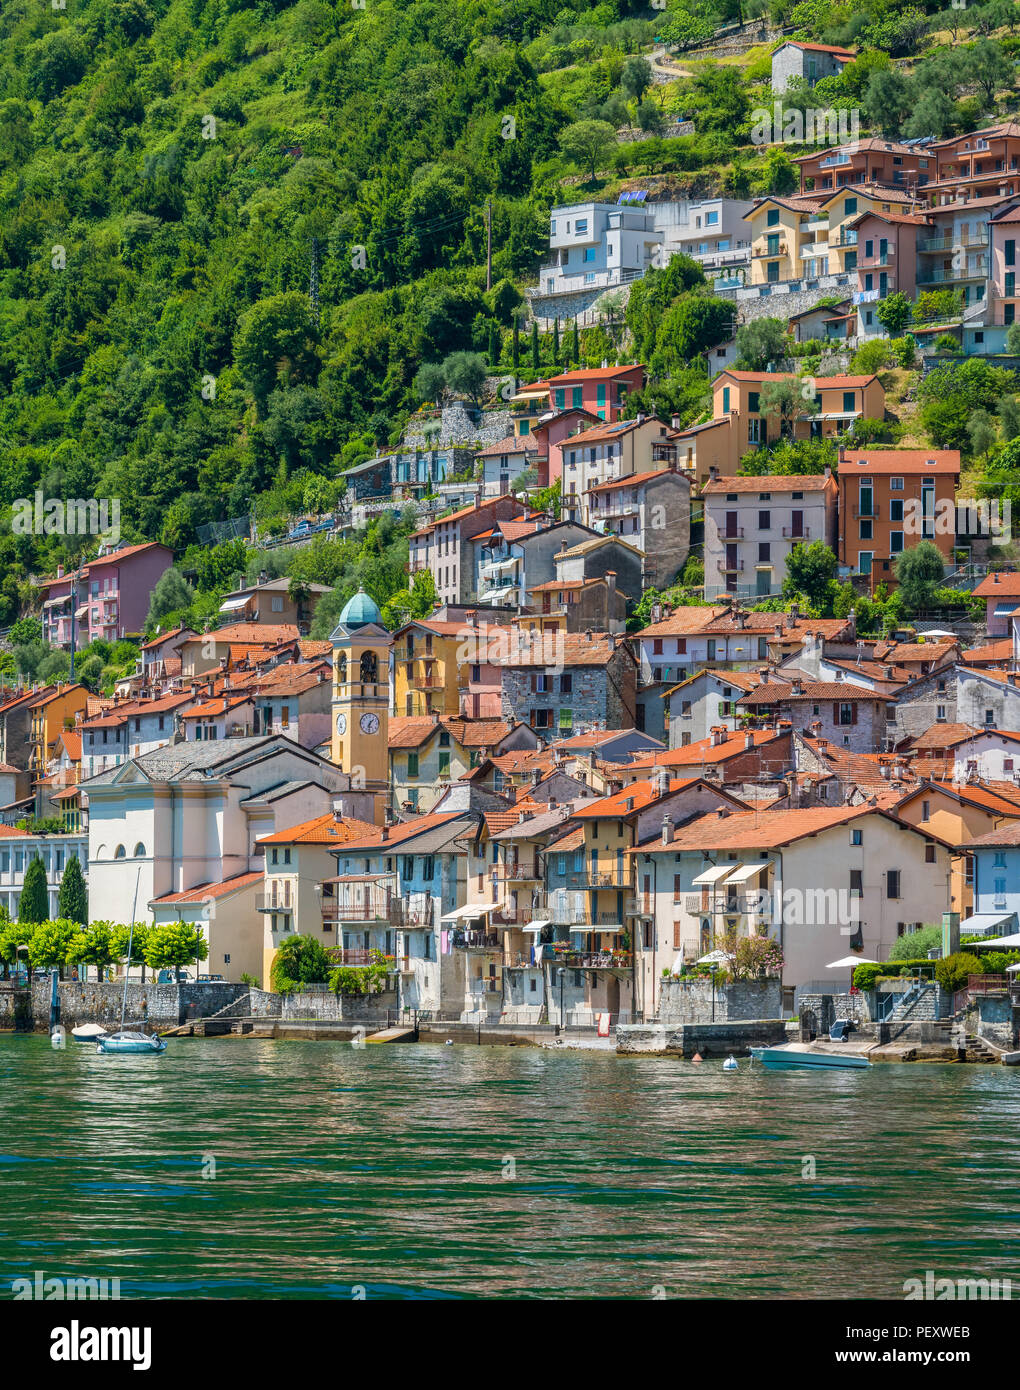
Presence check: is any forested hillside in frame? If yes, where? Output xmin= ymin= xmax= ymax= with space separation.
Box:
xmin=1 ymin=0 xmax=1018 ymax=642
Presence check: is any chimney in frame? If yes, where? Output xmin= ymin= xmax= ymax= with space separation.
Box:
xmin=994 ymin=572 xmax=1000 ymax=583
xmin=710 ymin=725 xmax=727 ymax=747
xmin=655 ymin=765 xmax=669 ymax=797
xmin=57 ymin=565 xmax=64 ymax=579
xmin=789 ymin=602 xmax=800 ymax=622
xmin=381 ymin=823 xmax=390 ymax=841
xmin=757 ymin=667 xmax=769 ymax=685
xmin=744 ymin=731 xmax=754 ymax=750
xmin=671 ymin=414 xmax=681 ymax=430
xmin=606 ymin=570 xmax=616 ymax=592
xmin=809 ymin=719 xmax=822 ymax=736
xmin=661 ymin=815 xmax=673 ymax=845
xmin=823 ymin=464 xmax=831 ymax=480
xmin=709 ymin=465 xmax=719 ymax=483
xmin=791 ymin=677 xmax=803 ymax=695
xmin=636 ymin=412 xmax=646 ymax=425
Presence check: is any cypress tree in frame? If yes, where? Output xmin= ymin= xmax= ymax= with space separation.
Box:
xmin=553 ymin=318 xmax=560 ymax=364
xmin=571 ymin=319 xmax=580 ymax=364
xmin=487 ymin=322 xmax=501 ymax=366
xmin=19 ymin=856 xmax=49 ymax=924
xmin=530 ymin=321 xmax=540 ymax=370
xmin=511 ymin=318 xmax=520 ymax=371
xmin=58 ymin=854 xmax=88 ymax=926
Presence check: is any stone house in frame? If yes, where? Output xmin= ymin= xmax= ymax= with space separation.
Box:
xmin=497 ymin=630 xmax=637 ymax=740
xmin=737 ymin=677 xmax=890 ymax=753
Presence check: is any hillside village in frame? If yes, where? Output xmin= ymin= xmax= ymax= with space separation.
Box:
xmin=5 ymin=1 xmax=1020 ymax=1042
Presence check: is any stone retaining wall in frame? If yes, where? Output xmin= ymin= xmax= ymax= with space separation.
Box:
xmin=0 ymin=978 xmax=248 ymax=1032
xmin=658 ymin=977 xmax=780 ymax=1024
xmin=617 ymin=1018 xmax=787 ymax=1055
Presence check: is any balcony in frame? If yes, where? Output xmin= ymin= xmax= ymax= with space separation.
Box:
xmin=575 ymin=871 xmax=631 ymax=889
xmin=858 ymin=252 xmax=894 ymax=267
xmin=626 ymin=897 xmax=654 ymax=917
xmin=494 ymin=863 xmax=541 ymax=882
xmin=918 ymin=233 xmax=988 ymax=252
xmin=752 ymin=243 xmax=787 ymax=259
xmin=781 ymin=526 xmax=810 ymax=539
xmin=452 ymin=930 xmax=501 ymax=950
xmin=916 ymin=264 xmax=987 ymax=285
xmin=852 ymin=505 xmax=879 ymax=519
xmin=549 ymin=907 xmax=625 ymax=927
xmin=256 ymin=894 xmax=293 ymax=914
xmin=328 ymin=949 xmax=393 ymax=966
xmin=320 ymin=899 xmax=403 ymax=925
xmin=684 ymin=892 xmax=771 ymax=918
xmin=493 ymin=907 xmax=547 ymax=925
xmin=720 ymin=526 xmax=744 ymax=539
xmin=720 ymin=559 xmax=745 ymax=573
xmin=561 ymin=950 xmax=633 ymax=970
xmin=835 ymin=232 xmax=858 ymax=248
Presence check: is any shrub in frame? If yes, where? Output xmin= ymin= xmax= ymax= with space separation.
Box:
xmin=852 ymin=958 xmax=933 ymax=990
xmin=888 ymin=924 xmax=942 ymax=960
xmin=934 ymin=951 xmax=984 ymax=994
xmin=270 ymin=934 xmax=331 ymax=993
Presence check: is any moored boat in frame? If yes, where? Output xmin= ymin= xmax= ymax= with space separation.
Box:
xmin=750 ymin=1042 xmax=871 ymax=1071
xmin=96 ymin=1031 xmax=167 ymax=1055
xmin=71 ymin=1023 xmax=108 ymax=1044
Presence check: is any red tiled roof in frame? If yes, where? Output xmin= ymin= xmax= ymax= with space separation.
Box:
xmin=738 ymin=680 xmax=880 ymax=704
xmin=339 ymin=812 xmax=465 ymax=852
xmin=703 ymin=475 xmax=834 ymax=494
xmin=973 ymin=571 xmax=1020 ymax=598
xmin=151 ymin=870 xmax=263 ymax=905
xmin=585 ymin=467 xmax=678 ymax=494
xmin=546 ymin=365 xmax=643 ymax=385
xmin=839 ymin=450 xmax=960 ymax=474
xmin=257 ymin=814 xmax=377 ymax=845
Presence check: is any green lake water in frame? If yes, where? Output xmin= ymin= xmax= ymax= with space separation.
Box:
xmin=1 ymin=1034 xmax=1018 ymax=1299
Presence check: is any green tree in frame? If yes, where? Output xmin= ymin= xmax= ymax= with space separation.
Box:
xmin=621 ymin=56 xmax=653 ymax=107
xmin=734 ymin=318 xmax=789 ymax=371
xmin=270 ymin=934 xmax=332 ymax=993
xmin=876 ymin=292 xmax=912 ymax=338
xmin=28 ymin=919 xmax=81 ymax=975
xmin=235 ymin=292 xmax=320 ymax=405
xmin=888 ymin=924 xmax=943 ymax=961
xmin=144 ymin=922 xmax=209 ymax=981
xmin=864 ymin=69 xmax=913 ymax=136
xmin=558 ymin=120 xmax=617 ymax=183
xmin=0 ymin=919 xmax=32 ymax=981
xmin=18 ymin=856 xmax=49 ymax=925
xmin=531 ymin=321 xmax=540 ymax=370
xmin=66 ymin=920 xmax=114 ymax=982
xmin=109 ymin=921 xmax=151 ymax=982
xmin=146 ymin=568 xmax=195 ymax=630
xmin=413 ymin=361 xmax=446 ymax=404
xmin=759 ymin=378 xmax=810 ymax=440
xmin=967 ymin=408 xmax=997 ymax=458
xmin=782 ymin=541 xmax=839 ymax=613
xmin=966 ymin=38 xmax=1011 ymax=106
xmin=894 ymin=541 xmax=946 ymax=612
xmin=442 ymin=350 xmax=487 ymax=405
xmin=57 ymin=854 xmax=88 ymax=926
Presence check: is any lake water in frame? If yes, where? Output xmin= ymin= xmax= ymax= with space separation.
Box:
xmin=1 ymin=1035 xmax=1018 ymax=1299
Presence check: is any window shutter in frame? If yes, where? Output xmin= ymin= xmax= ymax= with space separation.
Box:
xmin=673 ymin=923 xmax=684 ymax=950
xmin=833 ymin=702 xmax=839 ymax=722
xmin=851 ymin=703 xmax=858 ymax=725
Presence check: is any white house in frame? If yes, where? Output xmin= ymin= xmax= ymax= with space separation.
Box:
xmin=539 ymin=201 xmax=662 ymax=296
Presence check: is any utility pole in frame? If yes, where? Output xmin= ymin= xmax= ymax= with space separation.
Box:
xmin=309 ymin=237 xmax=320 ymax=324
xmin=486 ymin=199 xmax=492 ymax=292
xmin=68 ymin=564 xmax=79 ymax=680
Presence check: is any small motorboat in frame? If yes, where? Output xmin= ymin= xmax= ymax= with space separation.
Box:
xmin=722 ymin=1055 xmax=738 ymax=1071
xmin=96 ymin=1031 xmax=167 ymax=1055
xmin=71 ymin=1023 xmax=108 ymax=1044
xmin=750 ymin=1042 xmax=870 ymax=1071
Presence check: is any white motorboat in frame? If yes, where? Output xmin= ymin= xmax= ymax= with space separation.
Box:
xmin=71 ymin=1023 xmax=108 ymax=1044
xmin=750 ymin=1042 xmax=871 ymax=1071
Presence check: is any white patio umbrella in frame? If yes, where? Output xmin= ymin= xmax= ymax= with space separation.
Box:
xmin=697 ymin=949 xmax=730 ymax=965
xmin=827 ymin=955 xmax=878 ymax=993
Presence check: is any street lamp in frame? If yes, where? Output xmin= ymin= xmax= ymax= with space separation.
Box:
xmin=558 ymin=966 xmax=566 ymax=1033
xmin=708 ymin=962 xmax=718 ymax=1022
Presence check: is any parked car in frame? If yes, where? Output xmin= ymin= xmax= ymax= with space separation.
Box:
xmin=288 ymin=520 xmax=313 ymax=539
xmin=156 ymin=969 xmax=194 ymax=984
xmin=195 ymin=974 xmax=225 ymax=983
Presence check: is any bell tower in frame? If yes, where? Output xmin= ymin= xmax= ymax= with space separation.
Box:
xmin=330 ymin=588 xmax=391 ymax=824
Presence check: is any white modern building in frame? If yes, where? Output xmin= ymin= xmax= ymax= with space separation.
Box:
xmin=0 ymin=827 xmax=88 ymax=921
xmin=539 ymin=202 xmax=662 ymax=295
xmin=651 ymin=197 xmax=755 ymax=283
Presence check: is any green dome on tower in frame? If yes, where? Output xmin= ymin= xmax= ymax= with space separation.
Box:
xmin=338 ymin=586 xmax=382 ymax=630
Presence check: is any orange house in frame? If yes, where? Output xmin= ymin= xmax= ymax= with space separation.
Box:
xmin=667 ymin=370 xmax=884 ymax=481
xmin=837 ymin=449 xmax=961 ymax=593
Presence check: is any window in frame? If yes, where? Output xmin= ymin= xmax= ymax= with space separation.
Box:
xmin=114 ymin=845 xmax=126 ymax=859
xmin=994 ymin=851 xmax=1007 ymax=868
xmin=407 ymin=752 xmax=419 ymax=778
xmin=925 ymin=844 xmax=936 ymax=864
xmin=758 ymin=510 xmax=770 ymax=530
xmin=850 ymin=869 xmax=862 ymax=898
xmin=559 ymin=708 xmax=573 ymax=732
xmin=890 ymin=531 xmax=904 ymax=553
xmin=936 ymin=704 xmax=947 ymax=721
xmin=994 ymin=877 xmax=1007 ymax=907
xmin=748 ymin=392 xmax=759 ymax=414
xmin=921 ymin=800 xmax=930 ymax=821
xmin=850 ymin=828 xmax=862 ymax=846
xmin=890 ymin=477 xmax=903 ymax=491
xmin=722 ymin=386 xmax=730 ymax=413
xmin=890 ymin=500 xmax=903 ymax=523
xmin=887 ymin=869 xmax=901 ymax=899
xmin=767 ymin=209 xmax=779 ymax=227
xmin=438 ymin=752 xmax=451 ymax=777
xmin=1007 ymin=239 xmax=1016 ymax=267
xmin=134 ymin=842 xmax=145 ymax=857
xmin=759 ymin=542 xmax=771 ymax=563
xmin=985 ymin=709 xmax=995 ymax=725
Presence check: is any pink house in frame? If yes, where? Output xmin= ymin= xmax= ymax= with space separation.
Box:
xmin=40 ymin=542 xmax=174 ymax=648
xmin=973 ymin=570 xmax=1020 ymax=635
xmin=988 ymin=203 xmax=1020 ymax=325
xmin=531 ymin=408 xmax=599 ymax=489
xmin=544 ymin=365 xmax=645 ymax=424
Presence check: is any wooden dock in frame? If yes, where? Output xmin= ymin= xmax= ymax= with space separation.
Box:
xmin=364 ymin=1026 xmax=416 ymax=1044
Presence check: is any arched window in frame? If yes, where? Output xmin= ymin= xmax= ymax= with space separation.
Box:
xmin=114 ymin=845 xmax=126 ymax=859
xmin=133 ymin=843 xmax=145 ymax=858
xmin=336 ymin=653 xmax=347 ymax=686
xmin=96 ymin=844 xmax=106 ymax=860
xmin=360 ymin=650 xmax=378 ymax=683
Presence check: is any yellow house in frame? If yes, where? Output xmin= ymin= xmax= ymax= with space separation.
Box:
xmin=28 ymin=684 xmax=88 ymax=776
xmin=892 ymin=781 xmax=1020 ymax=917
xmin=388 ymin=715 xmax=514 ymax=814
xmin=747 ymin=194 xmax=826 ymax=285
xmin=392 ymin=618 xmax=474 ymax=718
xmin=257 ymin=812 xmax=377 ymax=988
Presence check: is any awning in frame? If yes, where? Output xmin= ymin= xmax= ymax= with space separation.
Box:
xmin=970 ymin=931 xmax=1020 ymax=948
xmin=569 ymin=924 xmax=622 ymax=933
xmin=691 ymin=864 xmax=734 ymax=886
xmin=993 ymin=604 xmax=1020 ymax=617
xmin=219 ymin=594 xmax=251 ymax=612
xmin=960 ymin=911 xmax=1017 ymax=935
xmin=826 ymin=955 xmax=878 ymax=969
xmin=440 ymin=903 xmax=495 ymax=921
xmin=723 ymin=862 xmax=766 ymax=886
xmin=520 ymin=919 xmax=551 ymax=932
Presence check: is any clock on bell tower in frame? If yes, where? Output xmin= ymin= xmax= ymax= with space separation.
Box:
xmin=330 ymin=587 xmax=391 ymax=824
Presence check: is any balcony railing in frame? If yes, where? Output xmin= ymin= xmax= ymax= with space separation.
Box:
xmin=916 ymin=265 xmax=987 ymax=285
xmin=626 ymin=897 xmax=654 ymax=917
xmin=257 ymin=894 xmax=293 ymax=913
xmin=493 ymin=863 xmax=541 ymax=882
xmin=752 ymin=243 xmax=787 ymax=259
xmin=320 ymin=899 xmax=406 ymax=925
xmin=720 ymin=559 xmax=745 ymax=572
xmin=852 ymin=505 xmax=879 ymax=519
xmin=452 ymin=930 xmax=501 ymax=950
xmin=683 ymin=892 xmax=770 ymax=916
xmin=721 ymin=527 xmax=744 ymax=539
xmin=549 ymin=909 xmax=625 ymax=927
xmin=781 ymin=526 xmax=810 ymax=538
xmin=918 ymin=233 xmax=988 ymax=252
xmin=561 ymin=951 xmax=633 ymax=969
